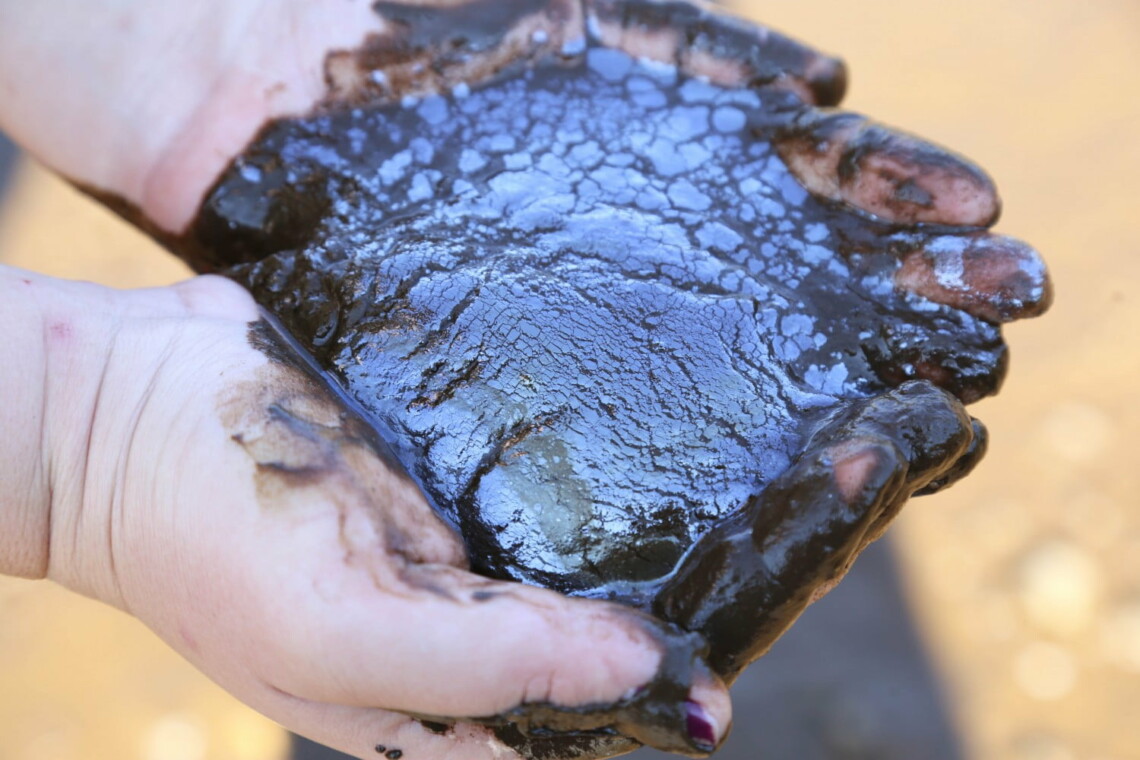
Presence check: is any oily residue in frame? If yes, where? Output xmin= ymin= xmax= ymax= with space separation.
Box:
xmin=174 ymin=14 xmax=1050 ymax=755
xmin=194 ymin=48 xmax=1007 ymax=600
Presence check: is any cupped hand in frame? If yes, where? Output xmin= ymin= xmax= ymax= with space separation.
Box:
xmin=0 ymin=0 xmax=1051 ymax=757
xmin=1 ymin=2 xmax=731 ymax=756
xmin=168 ymin=0 xmax=1051 ymax=689
xmin=12 ymin=268 xmax=730 ymax=758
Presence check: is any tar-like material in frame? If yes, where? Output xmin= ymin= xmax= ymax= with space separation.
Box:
xmin=194 ymin=50 xmax=1005 ymax=598
xmin=158 ymin=10 xmax=1057 ymax=749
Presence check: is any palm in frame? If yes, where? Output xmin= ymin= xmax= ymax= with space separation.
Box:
xmin=66 ymin=281 xmax=723 ymax=759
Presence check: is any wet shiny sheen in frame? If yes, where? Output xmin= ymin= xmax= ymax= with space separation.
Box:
xmin=197 ymin=49 xmax=1006 ymax=600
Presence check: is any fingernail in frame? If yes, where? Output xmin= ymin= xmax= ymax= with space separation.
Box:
xmin=686 ymin=699 xmax=718 ymax=752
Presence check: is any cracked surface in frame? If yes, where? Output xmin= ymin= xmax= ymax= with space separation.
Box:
xmin=223 ymin=317 xmax=725 ymax=759
xmin=197 ymin=49 xmax=1020 ymax=594
xmin=170 ymin=0 xmax=1051 ymax=754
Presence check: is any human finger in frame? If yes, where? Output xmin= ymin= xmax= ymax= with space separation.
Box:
xmin=265 ymin=559 xmax=731 ymax=755
xmin=775 ymin=111 xmax=1002 ymax=227
xmin=654 ymin=381 xmax=975 ymax=679
xmin=585 ymin=0 xmax=847 ymax=106
xmin=895 ymin=233 xmax=1053 ymax=324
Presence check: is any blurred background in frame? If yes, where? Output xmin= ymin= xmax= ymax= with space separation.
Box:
xmin=1 ymin=1 xmax=1137 ymax=758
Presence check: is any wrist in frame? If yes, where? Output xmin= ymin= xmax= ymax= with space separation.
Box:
xmin=0 ymin=266 xmax=259 ymax=606
xmin=0 ymin=268 xmax=51 ymax=578
xmin=0 ymin=266 xmax=175 ymax=588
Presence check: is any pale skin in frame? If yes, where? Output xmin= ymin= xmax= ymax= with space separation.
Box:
xmin=0 ymin=1 xmax=1046 ymax=757
xmin=0 ymin=1 xmax=737 ymax=757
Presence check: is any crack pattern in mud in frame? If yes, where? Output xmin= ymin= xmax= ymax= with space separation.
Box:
xmin=197 ymin=49 xmax=1013 ymax=599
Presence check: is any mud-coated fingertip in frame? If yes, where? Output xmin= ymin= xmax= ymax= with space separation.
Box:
xmin=914 ymin=416 xmax=989 ymax=496
xmin=806 ymin=55 xmax=848 ymax=107
xmin=896 ymin=234 xmax=1053 ymax=324
xmin=686 ymin=700 xmax=718 ymax=752
xmin=683 ymin=677 xmax=731 ymax=755
xmin=776 ymin=112 xmax=1002 ymax=228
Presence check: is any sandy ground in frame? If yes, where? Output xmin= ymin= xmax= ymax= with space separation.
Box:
xmin=1 ymin=1 xmax=1138 ymax=759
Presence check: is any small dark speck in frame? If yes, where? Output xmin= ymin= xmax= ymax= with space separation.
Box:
xmin=420 ymin=720 xmax=450 ymax=734
xmin=387 ymin=751 xmax=404 ymax=759
xmin=472 ymin=590 xmax=499 ymax=602
xmin=374 ymin=746 xmax=386 ymax=754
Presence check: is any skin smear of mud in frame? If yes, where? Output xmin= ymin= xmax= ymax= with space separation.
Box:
xmin=244 ymin=312 xmax=417 ymax=486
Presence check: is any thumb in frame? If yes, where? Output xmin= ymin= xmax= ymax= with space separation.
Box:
xmin=266 ymin=563 xmax=731 ymax=755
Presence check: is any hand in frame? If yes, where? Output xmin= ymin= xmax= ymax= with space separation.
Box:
xmin=170 ymin=0 xmax=1051 ymax=691
xmin=0 ymin=2 xmax=731 ymax=756
xmin=581 ymin=1 xmax=1052 ymax=678
xmin=0 ymin=0 xmax=389 ymax=233
xmin=0 ymin=267 xmax=731 ymax=758
xmin=0 ymin=1 xmax=1050 ymax=757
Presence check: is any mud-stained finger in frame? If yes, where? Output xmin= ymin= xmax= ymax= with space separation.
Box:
xmin=654 ymin=381 xmax=975 ymax=679
xmin=914 ymin=417 xmax=988 ymax=498
xmin=475 ymin=641 xmax=731 ymax=758
xmin=326 ymin=0 xmax=587 ymax=105
xmin=823 ymin=382 xmax=980 ymax=543
xmin=859 ymin=305 xmax=1009 ymax=405
xmin=814 ymin=381 xmax=977 ymax=493
xmin=775 ymin=111 xmax=1001 ymax=227
xmin=896 ymin=234 xmax=1053 ymax=324
xmin=585 ymin=0 xmax=847 ymax=106
xmin=654 ymin=435 xmax=905 ymax=680
xmin=267 ymin=564 xmax=730 ymax=756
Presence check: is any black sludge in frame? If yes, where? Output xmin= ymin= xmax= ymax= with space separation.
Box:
xmin=189 ymin=48 xmax=1003 ymax=601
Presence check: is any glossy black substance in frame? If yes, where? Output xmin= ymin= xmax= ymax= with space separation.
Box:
xmin=192 ymin=49 xmax=1002 ymax=599
xmin=175 ymin=37 xmax=1023 ymax=755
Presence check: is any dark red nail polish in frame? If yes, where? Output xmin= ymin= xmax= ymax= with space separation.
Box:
xmin=686 ymin=699 xmax=718 ymax=751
